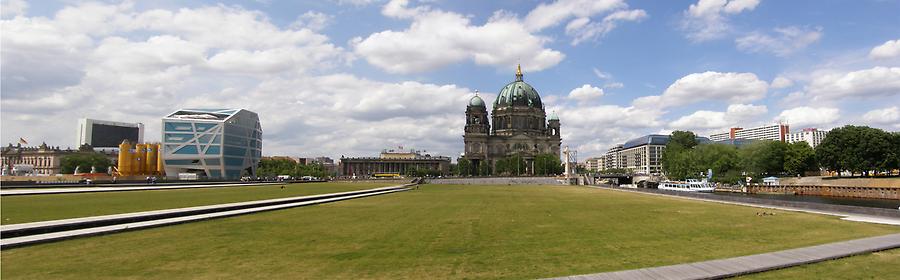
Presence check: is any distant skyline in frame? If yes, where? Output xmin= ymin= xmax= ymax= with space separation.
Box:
xmin=2 ymin=0 xmax=899 ymax=159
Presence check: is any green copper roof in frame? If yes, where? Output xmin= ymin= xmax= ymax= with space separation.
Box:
xmin=549 ymin=111 xmax=559 ymax=120
xmin=494 ymin=80 xmax=542 ymax=108
xmin=468 ymin=95 xmax=485 ymax=107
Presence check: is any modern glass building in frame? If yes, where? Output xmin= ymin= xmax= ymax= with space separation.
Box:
xmin=161 ymin=109 xmax=262 ymax=180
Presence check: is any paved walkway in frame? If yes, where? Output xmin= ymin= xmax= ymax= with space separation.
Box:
xmin=588 ymin=186 xmax=900 ymax=226
xmin=1 ymin=185 xmax=412 ymax=249
xmin=547 ymin=233 xmax=900 ymax=280
xmin=0 ymin=182 xmax=284 ymax=196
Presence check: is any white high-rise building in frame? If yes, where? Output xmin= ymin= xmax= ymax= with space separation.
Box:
xmin=709 ymin=123 xmax=791 ymax=142
xmin=786 ymin=128 xmax=829 ymax=148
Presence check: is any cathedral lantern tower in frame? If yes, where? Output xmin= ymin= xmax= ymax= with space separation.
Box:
xmin=463 ymin=92 xmax=490 ymax=173
xmin=465 ymin=92 xmax=490 ymax=134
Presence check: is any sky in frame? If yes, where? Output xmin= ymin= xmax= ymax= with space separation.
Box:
xmin=2 ymin=0 xmax=899 ymax=161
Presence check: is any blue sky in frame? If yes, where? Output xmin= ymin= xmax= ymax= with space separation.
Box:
xmin=2 ymin=0 xmax=899 ymax=160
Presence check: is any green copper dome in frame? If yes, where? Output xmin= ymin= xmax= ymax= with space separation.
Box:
xmin=469 ymin=95 xmax=485 ymax=107
xmin=548 ymin=111 xmax=559 ymax=121
xmin=494 ymin=65 xmax=542 ymax=108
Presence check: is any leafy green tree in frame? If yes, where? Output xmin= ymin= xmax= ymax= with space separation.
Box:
xmin=888 ymin=132 xmax=900 ymax=175
xmin=456 ymin=158 xmax=472 ymax=176
xmin=784 ymin=141 xmax=817 ymax=176
xmin=816 ymin=129 xmax=843 ymax=175
xmin=816 ymin=125 xmax=894 ymax=176
xmin=495 ymin=155 xmax=526 ymax=176
xmin=692 ymin=144 xmax=739 ymax=182
xmin=256 ymin=158 xmax=297 ymax=177
xmin=533 ymin=153 xmax=562 ymax=175
xmin=740 ymin=140 xmax=788 ymax=177
xmin=60 ymin=153 xmax=112 ymax=174
xmin=478 ymin=161 xmax=491 ymax=176
xmin=662 ymin=130 xmax=699 ymax=180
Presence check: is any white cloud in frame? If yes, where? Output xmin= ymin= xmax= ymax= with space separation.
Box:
xmin=805 ymin=67 xmax=900 ymax=101
xmin=1 ymin=0 xmax=27 ymax=18
xmin=565 ymin=9 xmax=647 ymax=45
xmin=669 ymin=110 xmax=731 ymax=130
xmin=736 ymin=26 xmax=822 ymax=56
xmin=775 ymin=107 xmax=840 ymax=127
xmin=869 ymin=39 xmax=900 ymax=60
xmin=0 ymin=3 xmax=368 ymax=158
xmin=669 ymin=103 xmax=767 ymax=130
xmin=290 ymin=11 xmax=332 ymax=32
xmin=604 ymin=82 xmax=624 ymax=89
xmin=862 ymin=106 xmax=900 ymax=125
xmin=726 ymin=103 xmax=768 ymax=120
xmin=523 ymin=0 xmax=627 ymax=31
xmin=334 ymin=0 xmax=380 ymax=6
xmin=682 ymin=0 xmax=760 ymax=42
xmin=567 ymin=84 xmax=605 ymax=102
xmin=352 ymin=1 xmax=564 ymax=73
xmin=771 ymin=76 xmax=793 ymax=89
xmin=633 ymin=71 xmax=768 ymax=108
xmin=593 ymin=67 xmax=612 ymax=79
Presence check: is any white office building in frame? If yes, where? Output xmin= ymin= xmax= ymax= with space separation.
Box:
xmin=161 ymin=109 xmax=262 ymax=180
xmin=584 ymin=157 xmax=605 ymax=171
xmin=604 ymin=145 xmax=623 ymax=170
xmin=786 ymin=128 xmax=829 ymax=148
xmin=709 ymin=124 xmax=790 ymax=142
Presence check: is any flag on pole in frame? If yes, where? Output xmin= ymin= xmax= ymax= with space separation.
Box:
xmin=18 ymin=138 xmax=28 ymax=145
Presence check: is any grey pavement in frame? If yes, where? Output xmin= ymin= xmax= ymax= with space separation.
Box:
xmin=1 ymin=185 xmax=412 ymax=249
xmin=0 ymin=182 xmax=285 ymax=196
xmin=547 ymin=233 xmax=900 ymax=280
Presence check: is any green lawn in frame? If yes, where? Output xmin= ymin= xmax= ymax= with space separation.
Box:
xmin=2 ymin=184 xmax=897 ymax=279
xmin=0 ymin=182 xmax=395 ymax=225
xmin=739 ymin=249 xmax=900 ymax=279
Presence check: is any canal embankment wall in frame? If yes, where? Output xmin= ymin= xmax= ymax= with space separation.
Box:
xmin=427 ymin=177 xmax=563 ymax=185
xmin=749 ymin=185 xmax=900 ymax=200
xmin=601 ymin=186 xmax=900 ymax=218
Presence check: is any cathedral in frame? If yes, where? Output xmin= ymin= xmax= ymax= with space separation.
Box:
xmin=463 ymin=65 xmax=561 ymax=174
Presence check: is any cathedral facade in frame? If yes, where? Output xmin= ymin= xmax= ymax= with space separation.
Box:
xmin=463 ymin=65 xmax=561 ymax=174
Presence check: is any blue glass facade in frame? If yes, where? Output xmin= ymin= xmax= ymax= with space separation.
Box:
xmin=161 ymin=109 xmax=262 ymax=180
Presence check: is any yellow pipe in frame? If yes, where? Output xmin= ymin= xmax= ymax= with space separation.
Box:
xmin=146 ymin=144 xmax=158 ymax=174
xmin=157 ymin=144 xmax=165 ymax=176
xmin=118 ymin=140 xmax=132 ymax=176
xmin=134 ymin=143 xmax=147 ymax=175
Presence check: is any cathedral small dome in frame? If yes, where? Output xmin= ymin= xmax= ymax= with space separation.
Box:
xmin=549 ymin=111 xmax=559 ymax=121
xmin=469 ymin=95 xmax=485 ymax=107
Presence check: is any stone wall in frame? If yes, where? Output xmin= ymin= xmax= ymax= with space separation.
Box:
xmin=749 ymin=185 xmax=900 ymax=200
xmin=427 ymin=177 xmax=564 ymax=185
xmin=600 ymin=186 xmax=900 ymax=218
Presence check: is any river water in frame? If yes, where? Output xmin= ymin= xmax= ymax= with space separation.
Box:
xmin=711 ymin=192 xmax=900 ymax=209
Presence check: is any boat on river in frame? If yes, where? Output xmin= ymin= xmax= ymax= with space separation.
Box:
xmin=658 ymin=179 xmax=715 ymax=192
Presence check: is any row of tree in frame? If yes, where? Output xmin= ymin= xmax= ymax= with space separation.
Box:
xmin=60 ymin=153 xmax=113 ymax=174
xmin=662 ymin=125 xmax=900 ymax=183
xmin=815 ymin=125 xmax=900 ymax=176
xmin=454 ymin=153 xmax=563 ymax=176
xmin=256 ymin=158 xmax=333 ymax=178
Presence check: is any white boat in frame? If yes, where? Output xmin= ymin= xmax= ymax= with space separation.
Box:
xmin=658 ymin=179 xmax=715 ymax=192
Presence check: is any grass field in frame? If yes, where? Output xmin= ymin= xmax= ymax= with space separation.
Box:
xmin=0 ymin=182 xmax=395 ymax=225
xmin=2 ymin=184 xmax=898 ymax=279
xmin=739 ymin=249 xmax=900 ymax=279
